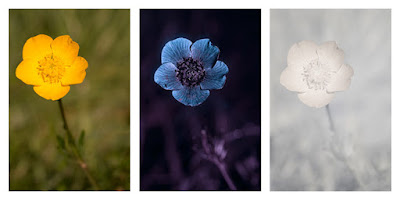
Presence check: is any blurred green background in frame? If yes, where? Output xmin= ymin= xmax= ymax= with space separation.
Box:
xmin=9 ymin=9 xmax=130 ymax=190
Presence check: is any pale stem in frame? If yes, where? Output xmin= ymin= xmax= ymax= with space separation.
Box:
xmin=325 ymin=104 xmax=363 ymax=189
xmin=325 ymin=104 xmax=335 ymax=132
xmin=58 ymin=99 xmax=99 ymax=190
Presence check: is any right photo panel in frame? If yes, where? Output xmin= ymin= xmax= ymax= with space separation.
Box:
xmin=270 ymin=9 xmax=391 ymax=191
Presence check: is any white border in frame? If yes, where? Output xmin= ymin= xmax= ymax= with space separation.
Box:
xmin=1 ymin=0 xmax=398 ymax=200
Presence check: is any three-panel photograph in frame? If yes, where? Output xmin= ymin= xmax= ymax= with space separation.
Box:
xmin=4 ymin=2 xmax=396 ymax=200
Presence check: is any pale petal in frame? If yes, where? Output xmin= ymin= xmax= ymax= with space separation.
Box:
xmin=287 ymin=40 xmax=318 ymax=69
xmin=297 ymin=90 xmax=335 ymax=108
xmin=280 ymin=66 xmax=308 ymax=92
xmin=317 ymin=41 xmax=344 ymax=71
xmin=326 ymin=64 xmax=354 ymax=92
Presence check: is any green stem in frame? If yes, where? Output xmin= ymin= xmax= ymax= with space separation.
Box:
xmin=58 ymin=99 xmax=99 ymax=190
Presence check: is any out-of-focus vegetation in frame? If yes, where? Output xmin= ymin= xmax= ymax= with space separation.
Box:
xmin=9 ymin=9 xmax=130 ymax=190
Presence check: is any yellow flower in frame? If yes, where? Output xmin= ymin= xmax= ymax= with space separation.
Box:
xmin=16 ymin=34 xmax=88 ymax=100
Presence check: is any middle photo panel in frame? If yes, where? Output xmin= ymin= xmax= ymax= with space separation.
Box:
xmin=140 ymin=9 xmax=261 ymax=191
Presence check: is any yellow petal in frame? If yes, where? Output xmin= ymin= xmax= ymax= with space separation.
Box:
xmin=22 ymin=34 xmax=53 ymax=62
xmin=61 ymin=56 xmax=88 ymax=85
xmin=33 ymin=83 xmax=70 ymax=100
xmin=16 ymin=59 xmax=44 ymax=86
xmin=51 ymin=35 xmax=79 ymax=65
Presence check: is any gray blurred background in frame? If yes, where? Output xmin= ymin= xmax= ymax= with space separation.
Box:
xmin=270 ymin=9 xmax=391 ymax=191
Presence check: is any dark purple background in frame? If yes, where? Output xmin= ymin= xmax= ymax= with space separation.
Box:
xmin=140 ymin=9 xmax=261 ymax=191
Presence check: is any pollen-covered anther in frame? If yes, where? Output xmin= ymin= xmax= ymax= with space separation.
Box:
xmin=302 ymin=59 xmax=334 ymax=90
xmin=176 ymin=57 xmax=205 ymax=87
xmin=37 ymin=55 xmax=66 ymax=84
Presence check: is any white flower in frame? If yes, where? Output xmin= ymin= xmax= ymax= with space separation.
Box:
xmin=280 ymin=41 xmax=354 ymax=108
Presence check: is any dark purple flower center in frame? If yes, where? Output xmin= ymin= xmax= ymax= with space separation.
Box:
xmin=176 ymin=57 xmax=205 ymax=87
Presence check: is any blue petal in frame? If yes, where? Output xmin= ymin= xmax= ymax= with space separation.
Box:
xmin=172 ymin=86 xmax=210 ymax=107
xmin=154 ymin=63 xmax=183 ymax=90
xmin=161 ymin=38 xmax=192 ymax=64
xmin=190 ymin=39 xmax=220 ymax=69
xmin=200 ymin=61 xmax=229 ymax=90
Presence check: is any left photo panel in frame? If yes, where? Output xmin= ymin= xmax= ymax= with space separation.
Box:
xmin=9 ymin=9 xmax=130 ymax=191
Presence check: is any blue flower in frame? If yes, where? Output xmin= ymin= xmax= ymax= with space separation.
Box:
xmin=154 ymin=38 xmax=229 ymax=106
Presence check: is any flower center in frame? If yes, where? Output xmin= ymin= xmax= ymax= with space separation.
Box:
xmin=302 ymin=59 xmax=334 ymax=90
xmin=37 ymin=55 xmax=66 ymax=84
xmin=176 ymin=57 xmax=205 ymax=87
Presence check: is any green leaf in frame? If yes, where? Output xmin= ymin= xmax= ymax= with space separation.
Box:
xmin=56 ymin=135 xmax=66 ymax=150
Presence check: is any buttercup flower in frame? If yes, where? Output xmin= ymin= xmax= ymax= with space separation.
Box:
xmin=280 ymin=41 xmax=353 ymax=108
xmin=16 ymin=34 xmax=88 ymax=100
xmin=154 ymin=38 xmax=228 ymax=106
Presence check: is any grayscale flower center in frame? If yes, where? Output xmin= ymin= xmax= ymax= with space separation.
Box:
xmin=302 ymin=59 xmax=334 ymax=90
xmin=176 ymin=57 xmax=205 ymax=87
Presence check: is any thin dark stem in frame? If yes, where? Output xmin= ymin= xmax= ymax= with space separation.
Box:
xmin=58 ymin=99 xmax=99 ymax=190
xmin=325 ymin=104 xmax=335 ymax=132
xmin=200 ymin=130 xmax=237 ymax=191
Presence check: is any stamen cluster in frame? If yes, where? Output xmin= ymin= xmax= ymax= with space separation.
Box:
xmin=302 ymin=59 xmax=333 ymax=90
xmin=37 ymin=55 xmax=66 ymax=84
xmin=176 ymin=57 xmax=205 ymax=87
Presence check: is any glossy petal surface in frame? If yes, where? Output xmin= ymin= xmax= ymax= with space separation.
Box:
xmin=172 ymin=86 xmax=210 ymax=106
xmin=200 ymin=61 xmax=229 ymax=90
xmin=17 ymin=34 xmax=87 ymax=100
xmin=191 ymin=39 xmax=220 ymax=69
xmin=33 ymin=83 xmax=70 ymax=100
xmin=22 ymin=34 xmax=53 ymax=62
xmin=161 ymin=38 xmax=192 ymax=65
xmin=61 ymin=56 xmax=88 ymax=85
xmin=51 ymin=35 xmax=79 ymax=65
xmin=154 ymin=62 xmax=183 ymax=90
xmin=16 ymin=59 xmax=44 ymax=86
